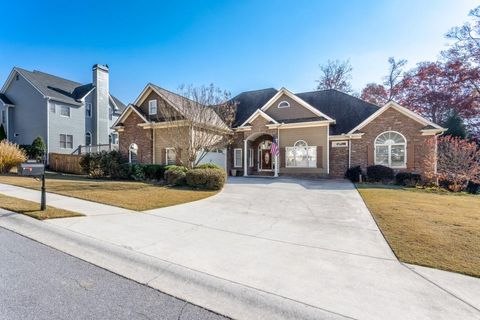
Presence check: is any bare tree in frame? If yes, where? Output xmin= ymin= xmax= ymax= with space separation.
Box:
xmin=383 ymin=57 xmax=407 ymax=101
xmin=315 ymin=59 xmax=353 ymax=93
xmin=153 ymin=84 xmax=236 ymax=169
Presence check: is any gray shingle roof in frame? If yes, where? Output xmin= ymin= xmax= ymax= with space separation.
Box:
xmin=14 ymin=67 xmax=125 ymax=111
xmin=0 ymin=93 xmax=13 ymax=105
xmin=231 ymin=88 xmax=380 ymax=134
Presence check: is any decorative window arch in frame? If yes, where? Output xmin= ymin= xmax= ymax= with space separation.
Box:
xmin=285 ymin=140 xmax=317 ymax=168
xmin=129 ymin=143 xmax=138 ymax=164
xmin=277 ymin=100 xmax=290 ymax=108
xmin=374 ymin=131 xmax=407 ymax=168
xmin=85 ymin=131 xmax=92 ymax=146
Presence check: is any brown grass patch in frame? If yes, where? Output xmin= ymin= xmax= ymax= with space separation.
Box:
xmin=0 ymin=193 xmax=82 ymax=220
xmin=0 ymin=173 xmax=217 ymax=211
xmin=357 ymin=184 xmax=480 ymax=278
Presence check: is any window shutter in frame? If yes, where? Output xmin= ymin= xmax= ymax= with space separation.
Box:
xmin=367 ymin=144 xmax=374 ymax=165
xmin=407 ymin=144 xmax=415 ymax=169
xmin=176 ymin=148 xmax=182 ymax=165
xmin=161 ymin=148 xmax=166 ymax=164
xmin=280 ymin=148 xmax=285 ymax=168
xmin=316 ymin=146 xmax=323 ymax=168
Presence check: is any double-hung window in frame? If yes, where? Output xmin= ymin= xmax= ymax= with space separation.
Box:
xmin=59 ymin=105 xmax=70 ymax=117
xmin=149 ymin=100 xmax=157 ymax=115
xmin=234 ymin=148 xmax=242 ymax=168
xmin=60 ymin=134 xmax=73 ymax=149
xmin=86 ymin=103 xmax=92 ymax=118
xmin=285 ymin=140 xmax=317 ymax=168
xmin=166 ymin=148 xmax=176 ymax=165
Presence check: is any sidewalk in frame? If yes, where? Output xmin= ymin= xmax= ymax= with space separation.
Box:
xmin=0 ymin=181 xmax=479 ymax=320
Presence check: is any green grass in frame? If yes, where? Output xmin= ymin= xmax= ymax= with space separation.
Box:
xmin=357 ymin=183 xmax=480 ymax=278
xmin=0 ymin=172 xmax=217 ymax=211
xmin=0 ymin=193 xmax=82 ymax=220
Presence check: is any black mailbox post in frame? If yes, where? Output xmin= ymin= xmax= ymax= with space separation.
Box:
xmin=18 ymin=163 xmax=46 ymax=210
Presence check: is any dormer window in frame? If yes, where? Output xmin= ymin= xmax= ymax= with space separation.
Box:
xmin=278 ymin=101 xmax=290 ymax=108
xmin=149 ymin=100 xmax=157 ymax=115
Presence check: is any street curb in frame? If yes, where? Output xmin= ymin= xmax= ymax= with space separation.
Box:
xmin=0 ymin=210 xmax=350 ymax=320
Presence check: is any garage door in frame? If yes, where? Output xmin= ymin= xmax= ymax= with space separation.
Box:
xmin=196 ymin=149 xmax=227 ymax=170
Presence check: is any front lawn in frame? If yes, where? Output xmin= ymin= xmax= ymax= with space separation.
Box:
xmin=357 ymin=184 xmax=480 ymax=278
xmin=0 ymin=193 xmax=82 ymax=220
xmin=0 ymin=172 xmax=217 ymax=211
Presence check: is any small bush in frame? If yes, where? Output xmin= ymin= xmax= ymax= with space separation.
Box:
xmin=31 ymin=136 xmax=46 ymax=161
xmin=80 ymin=150 xmax=128 ymax=178
xmin=194 ymin=163 xmax=222 ymax=170
xmin=165 ymin=169 xmax=187 ymax=186
xmin=367 ymin=165 xmax=394 ymax=182
xmin=164 ymin=165 xmax=188 ymax=173
xmin=142 ymin=164 xmax=166 ymax=180
xmin=186 ymin=168 xmax=226 ymax=190
xmin=80 ymin=152 xmax=104 ymax=178
xmin=0 ymin=140 xmax=27 ymax=173
xmin=345 ymin=166 xmax=363 ymax=182
xmin=466 ymin=181 xmax=480 ymax=195
xmin=395 ymin=172 xmax=422 ymax=187
xmin=130 ymin=164 xmax=146 ymax=181
xmin=0 ymin=124 xmax=6 ymax=141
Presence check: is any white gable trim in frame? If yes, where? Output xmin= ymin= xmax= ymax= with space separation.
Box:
xmin=347 ymin=101 xmax=445 ymax=134
xmin=133 ymin=83 xmax=185 ymax=117
xmin=260 ymin=87 xmax=335 ymax=122
xmin=112 ymin=104 xmax=149 ymax=128
xmin=239 ymin=109 xmax=278 ymax=127
xmin=1 ymin=68 xmax=47 ymax=99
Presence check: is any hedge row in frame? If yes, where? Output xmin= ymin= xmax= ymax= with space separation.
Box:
xmin=345 ymin=165 xmax=422 ymax=186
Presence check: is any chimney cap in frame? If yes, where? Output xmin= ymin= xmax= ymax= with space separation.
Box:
xmin=92 ymin=64 xmax=109 ymax=71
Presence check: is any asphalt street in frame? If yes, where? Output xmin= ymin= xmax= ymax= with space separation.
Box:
xmin=0 ymin=227 xmax=228 ymax=320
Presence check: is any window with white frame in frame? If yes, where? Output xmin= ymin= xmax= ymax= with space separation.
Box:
xmin=86 ymin=103 xmax=92 ymax=118
xmin=149 ymin=100 xmax=157 ymax=115
xmin=286 ymin=140 xmax=317 ymax=168
xmin=59 ymin=134 xmax=73 ymax=149
xmin=85 ymin=132 xmax=92 ymax=146
xmin=278 ymin=100 xmax=290 ymax=108
xmin=166 ymin=148 xmax=176 ymax=165
xmin=234 ymin=148 xmax=242 ymax=168
xmin=59 ymin=105 xmax=70 ymax=117
xmin=129 ymin=143 xmax=138 ymax=163
xmin=374 ymin=131 xmax=406 ymax=168
xmin=248 ymin=148 xmax=254 ymax=167
xmin=110 ymin=133 xmax=118 ymax=144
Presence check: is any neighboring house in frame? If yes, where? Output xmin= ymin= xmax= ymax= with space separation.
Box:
xmin=0 ymin=65 xmax=126 ymax=158
xmin=114 ymin=85 xmax=446 ymax=178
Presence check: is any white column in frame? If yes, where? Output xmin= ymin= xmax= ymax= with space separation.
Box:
xmin=243 ymin=139 xmax=248 ymax=176
xmin=274 ymin=129 xmax=279 ymax=177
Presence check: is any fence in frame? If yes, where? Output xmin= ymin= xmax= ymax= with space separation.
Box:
xmin=48 ymin=153 xmax=83 ymax=175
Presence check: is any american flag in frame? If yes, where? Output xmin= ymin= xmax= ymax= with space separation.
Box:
xmin=271 ymin=137 xmax=279 ymax=156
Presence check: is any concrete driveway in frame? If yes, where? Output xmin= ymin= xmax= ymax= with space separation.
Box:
xmin=2 ymin=178 xmax=479 ymax=319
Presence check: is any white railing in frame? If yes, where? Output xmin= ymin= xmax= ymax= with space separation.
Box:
xmin=75 ymin=143 xmax=119 ymax=155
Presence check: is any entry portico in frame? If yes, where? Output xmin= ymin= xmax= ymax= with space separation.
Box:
xmin=243 ymin=131 xmax=279 ymax=177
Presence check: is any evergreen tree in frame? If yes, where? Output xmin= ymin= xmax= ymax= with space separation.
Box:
xmin=31 ymin=136 xmax=46 ymax=161
xmin=0 ymin=124 xmax=6 ymax=141
xmin=442 ymin=112 xmax=467 ymax=139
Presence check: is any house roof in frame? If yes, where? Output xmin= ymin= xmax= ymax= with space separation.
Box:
xmin=9 ymin=67 xmax=126 ymax=111
xmin=231 ymin=88 xmax=380 ymax=134
xmin=0 ymin=93 xmax=13 ymax=105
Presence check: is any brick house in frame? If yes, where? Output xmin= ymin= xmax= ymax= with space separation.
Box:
xmin=113 ymin=84 xmax=445 ymax=178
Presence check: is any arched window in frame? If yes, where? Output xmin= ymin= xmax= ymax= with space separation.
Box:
xmin=85 ymin=132 xmax=92 ymax=146
xmin=277 ymin=101 xmax=290 ymax=108
xmin=286 ymin=140 xmax=317 ymax=168
xmin=129 ymin=143 xmax=138 ymax=164
xmin=374 ymin=131 xmax=406 ymax=168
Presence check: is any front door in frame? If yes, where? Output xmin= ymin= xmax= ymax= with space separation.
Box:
xmin=261 ymin=149 xmax=272 ymax=170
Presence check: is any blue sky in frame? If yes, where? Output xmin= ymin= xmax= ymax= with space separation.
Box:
xmin=0 ymin=0 xmax=476 ymax=104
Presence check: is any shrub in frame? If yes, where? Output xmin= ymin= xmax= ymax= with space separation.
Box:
xmin=130 ymin=164 xmax=146 ymax=181
xmin=142 ymin=164 xmax=166 ymax=180
xmin=0 ymin=140 xmax=27 ymax=173
xmin=80 ymin=150 xmax=127 ymax=178
xmin=0 ymin=124 xmax=6 ymax=141
xmin=194 ymin=163 xmax=222 ymax=170
xmin=186 ymin=168 xmax=226 ymax=190
xmin=395 ymin=172 xmax=422 ymax=187
xmin=30 ymin=136 xmax=46 ymax=161
xmin=164 ymin=165 xmax=188 ymax=173
xmin=466 ymin=181 xmax=480 ymax=195
xmin=345 ymin=166 xmax=363 ymax=182
xmin=366 ymin=165 xmax=394 ymax=182
xmin=80 ymin=152 xmax=104 ymax=178
xmin=165 ymin=169 xmax=186 ymax=186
